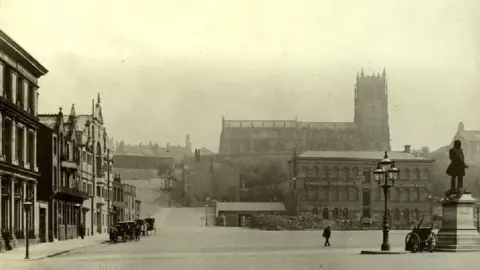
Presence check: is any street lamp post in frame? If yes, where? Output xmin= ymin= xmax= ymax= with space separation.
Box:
xmin=23 ymin=200 xmax=32 ymax=259
xmin=373 ymin=151 xmax=399 ymax=251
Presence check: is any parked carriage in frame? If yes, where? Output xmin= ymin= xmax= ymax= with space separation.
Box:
xmin=145 ymin=218 xmax=156 ymax=235
xmin=405 ymin=216 xmax=437 ymax=253
xmin=114 ymin=222 xmax=130 ymax=242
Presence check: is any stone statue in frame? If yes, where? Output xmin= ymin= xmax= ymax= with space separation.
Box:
xmin=446 ymin=140 xmax=468 ymax=195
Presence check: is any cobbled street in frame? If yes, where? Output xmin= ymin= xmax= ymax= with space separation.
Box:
xmin=1 ymin=208 xmax=478 ymax=270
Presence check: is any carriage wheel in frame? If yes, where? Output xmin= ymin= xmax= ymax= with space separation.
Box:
xmin=426 ymin=232 xmax=438 ymax=252
xmin=405 ymin=233 xmax=420 ymax=253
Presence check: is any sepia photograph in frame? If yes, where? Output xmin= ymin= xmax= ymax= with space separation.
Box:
xmin=0 ymin=0 xmax=479 ymax=269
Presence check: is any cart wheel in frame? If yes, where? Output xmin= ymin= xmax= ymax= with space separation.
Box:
xmin=426 ymin=232 xmax=438 ymax=252
xmin=406 ymin=233 xmax=420 ymax=253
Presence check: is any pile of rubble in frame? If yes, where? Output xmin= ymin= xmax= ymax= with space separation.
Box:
xmin=248 ymin=214 xmax=334 ymax=231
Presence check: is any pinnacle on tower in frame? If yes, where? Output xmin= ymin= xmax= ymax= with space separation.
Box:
xmin=97 ymin=93 xmax=101 ymax=104
xmin=382 ymin=67 xmax=387 ymax=77
xmin=360 ymin=67 xmax=364 ymax=77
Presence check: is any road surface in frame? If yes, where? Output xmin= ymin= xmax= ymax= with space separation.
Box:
xmin=2 ymin=208 xmax=476 ymax=270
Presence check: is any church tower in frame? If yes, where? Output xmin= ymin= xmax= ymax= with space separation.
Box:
xmin=354 ymin=67 xmax=391 ymax=151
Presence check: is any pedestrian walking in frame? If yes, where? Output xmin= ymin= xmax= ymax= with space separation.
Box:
xmin=79 ymin=224 xmax=85 ymax=239
xmin=135 ymin=226 xmax=141 ymax=242
xmin=322 ymin=226 xmax=331 ymax=246
xmin=2 ymin=229 xmax=12 ymax=250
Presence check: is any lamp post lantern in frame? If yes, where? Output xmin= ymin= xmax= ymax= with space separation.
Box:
xmin=373 ymin=151 xmax=399 ymax=251
xmin=23 ymin=200 xmax=33 ymax=259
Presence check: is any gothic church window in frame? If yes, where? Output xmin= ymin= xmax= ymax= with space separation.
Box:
xmin=338 ymin=188 xmax=347 ymax=201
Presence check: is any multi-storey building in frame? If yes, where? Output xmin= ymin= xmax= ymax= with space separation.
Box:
xmin=75 ymin=94 xmax=113 ymax=235
xmin=134 ymin=199 xmax=141 ymax=219
xmin=124 ymin=184 xmax=136 ymax=221
xmin=219 ymin=69 xmax=391 ymax=156
xmin=38 ymin=106 xmax=89 ymax=242
xmin=0 ymin=29 xmax=48 ymax=251
xmin=288 ymin=146 xmax=436 ymax=226
xmin=112 ymin=174 xmax=125 ymax=223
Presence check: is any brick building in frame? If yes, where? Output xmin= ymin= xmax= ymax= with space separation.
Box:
xmin=219 ymin=69 xmax=391 ymax=156
xmin=0 ymin=29 xmax=48 ymax=251
xmin=289 ymin=146 xmax=436 ymax=226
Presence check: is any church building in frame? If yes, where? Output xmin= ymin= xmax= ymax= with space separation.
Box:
xmin=218 ymin=68 xmax=391 ymax=156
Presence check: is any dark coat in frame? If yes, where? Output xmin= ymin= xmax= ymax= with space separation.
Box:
xmin=323 ymin=227 xmax=331 ymax=238
xmin=446 ymin=148 xmax=467 ymax=176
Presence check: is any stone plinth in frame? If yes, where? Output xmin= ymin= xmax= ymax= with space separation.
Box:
xmin=437 ymin=192 xmax=480 ymax=252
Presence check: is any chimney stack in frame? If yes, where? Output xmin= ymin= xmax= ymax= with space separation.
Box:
xmin=404 ymin=145 xmax=411 ymax=153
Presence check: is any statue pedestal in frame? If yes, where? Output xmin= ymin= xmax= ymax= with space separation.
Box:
xmin=437 ymin=192 xmax=480 ymax=252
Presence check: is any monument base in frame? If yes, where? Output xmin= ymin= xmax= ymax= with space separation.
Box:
xmin=436 ymin=192 xmax=480 ymax=252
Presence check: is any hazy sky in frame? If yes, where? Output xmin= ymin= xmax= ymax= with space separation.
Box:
xmin=0 ymin=0 xmax=479 ymax=152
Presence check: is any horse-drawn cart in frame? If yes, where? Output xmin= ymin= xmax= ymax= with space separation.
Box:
xmin=145 ymin=218 xmax=156 ymax=235
xmin=405 ymin=216 xmax=437 ymax=253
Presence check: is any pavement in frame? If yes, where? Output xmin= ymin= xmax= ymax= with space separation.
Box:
xmin=0 ymin=233 xmax=109 ymax=261
xmin=0 ymin=207 xmax=478 ymax=269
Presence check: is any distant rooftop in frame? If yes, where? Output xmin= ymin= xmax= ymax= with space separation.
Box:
xmin=297 ymin=150 xmax=434 ymax=161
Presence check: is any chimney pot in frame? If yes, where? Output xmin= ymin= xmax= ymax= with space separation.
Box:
xmin=404 ymin=145 xmax=411 ymax=153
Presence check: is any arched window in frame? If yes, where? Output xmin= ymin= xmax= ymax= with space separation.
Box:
xmin=404 ymin=209 xmax=410 ymax=221
xmin=322 ymin=208 xmax=329 ymax=219
xmin=395 ymin=208 xmax=401 ymax=220
xmin=314 ymin=166 xmax=319 ymax=179
xmin=329 ymin=187 xmax=338 ymax=201
xmin=333 ymin=208 xmax=339 ymax=220
xmin=414 ymin=209 xmax=420 ymax=221
xmin=403 ymin=169 xmax=410 ymax=180
xmin=343 ymin=208 xmax=349 ymax=219
xmin=338 ymin=187 xmax=347 ymax=201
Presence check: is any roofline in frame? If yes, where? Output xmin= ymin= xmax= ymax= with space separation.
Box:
xmin=290 ymin=156 xmax=436 ymax=163
xmin=113 ymin=153 xmax=175 ymax=159
xmin=0 ymin=29 xmax=48 ymax=76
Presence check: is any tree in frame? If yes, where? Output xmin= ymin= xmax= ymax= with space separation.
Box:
xmin=223 ymin=157 xmax=290 ymax=202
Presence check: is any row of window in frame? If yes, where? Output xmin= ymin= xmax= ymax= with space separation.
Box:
xmin=54 ymin=134 xmax=112 ymax=178
xmin=57 ymin=202 xmax=80 ymax=226
xmin=298 ymin=166 xmax=430 ymax=181
xmin=316 ymin=207 xmax=422 ymax=221
xmin=0 ymin=118 xmax=36 ymax=167
xmin=0 ymin=61 xmax=37 ymax=116
xmin=305 ymin=187 xmax=359 ymax=201
xmin=304 ymin=187 xmax=430 ymax=203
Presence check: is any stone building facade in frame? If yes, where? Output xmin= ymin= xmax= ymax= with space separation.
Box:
xmin=289 ymin=147 xmax=435 ymax=226
xmin=219 ymin=69 xmax=391 ymax=156
xmin=0 ymin=29 xmax=48 ymax=251
xmin=124 ymin=184 xmax=136 ymax=221
xmin=112 ymin=174 xmax=125 ymax=223
xmin=38 ymin=107 xmax=89 ymax=242
xmin=75 ymin=95 xmax=113 ymax=235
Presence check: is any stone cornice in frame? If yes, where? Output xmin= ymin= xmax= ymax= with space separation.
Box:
xmin=0 ymin=29 xmax=48 ymax=78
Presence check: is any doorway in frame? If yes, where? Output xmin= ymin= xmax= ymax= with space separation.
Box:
xmin=39 ymin=208 xmax=46 ymax=243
